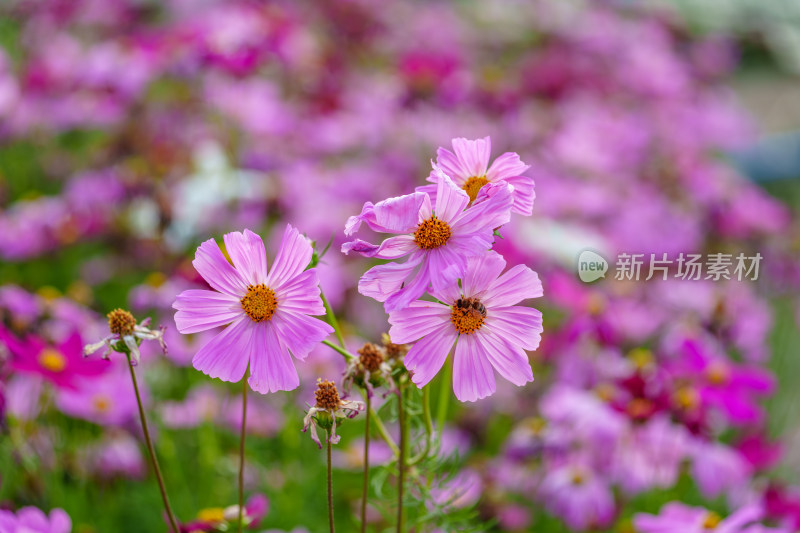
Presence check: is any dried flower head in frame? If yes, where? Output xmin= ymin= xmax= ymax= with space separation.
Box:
xmin=303 ymin=378 xmax=364 ymax=448
xmin=381 ymin=333 xmax=408 ymax=360
xmin=343 ymin=342 xmax=396 ymax=397
xmin=84 ymin=309 xmax=166 ymax=365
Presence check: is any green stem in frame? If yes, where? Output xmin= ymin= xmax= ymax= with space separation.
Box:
xmin=322 ymin=339 xmax=355 ymax=361
xmin=409 ymin=385 xmax=433 ymax=465
xmin=396 ymin=386 xmax=406 ymax=533
xmin=127 ymin=356 xmax=180 ymax=533
xmin=327 ymin=431 xmax=335 ymax=533
xmin=369 ymin=405 xmax=399 ymax=456
xmin=238 ymin=378 xmax=248 ymax=533
xmin=435 ymin=355 xmax=453 ymax=441
xmin=360 ymin=393 xmax=371 ymax=533
xmin=320 ymin=290 xmax=346 ymax=348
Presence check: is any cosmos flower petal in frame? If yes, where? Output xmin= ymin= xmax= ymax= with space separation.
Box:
xmin=192 ymin=317 xmax=252 ymax=383
xmin=346 ymin=192 xmax=427 ymax=237
xmin=383 ymin=258 xmax=432 ymax=312
xmin=474 ymin=330 xmax=533 ymax=386
xmin=451 ymin=137 xmax=491 ymax=178
xmin=341 ymin=235 xmax=416 ymax=259
xmin=462 ymin=252 xmax=507 ymax=298
xmin=486 ymin=151 xmax=530 ymax=182
xmin=484 ymin=264 xmax=543 ymax=307
xmin=452 ymin=181 xmax=514 ymax=231
xmin=273 ymin=269 xmax=326 ymax=315
xmin=388 ymin=300 xmax=451 ymax=344
xmin=173 ymin=289 xmax=242 ymax=334
xmin=272 ymin=310 xmax=333 ymax=361
xmin=487 ymin=306 xmax=543 ymax=351
xmin=405 ymin=325 xmax=457 ymax=388
xmin=358 ymin=253 xmax=423 ymax=303
xmin=452 ymin=334 xmax=496 ymax=402
xmin=193 ymin=237 xmax=249 ymax=297
xmin=247 ymin=323 xmax=299 ymax=394
xmin=431 ymin=147 xmax=469 ymax=184
xmin=267 ymin=224 xmax=313 ymax=289
xmin=427 ymin=247 xmax=465 ymax=293
xmin=432 ymin=167 xmax=470 ymax=222
xmin=223 ymin=229 xmax=268 ymax=285
xmin=505 ymin=174 xmax=536 ymax=215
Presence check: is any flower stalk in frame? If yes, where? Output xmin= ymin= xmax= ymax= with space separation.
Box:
xmin=327 ymin=429 xmax=335 ymax=533
xmin=360 ymin=392 xmax=371 ymax=533
xmin=238 ymin=377 xmax=248 ymax=533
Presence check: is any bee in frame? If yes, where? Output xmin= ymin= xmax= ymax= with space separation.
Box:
xmin=454 ymin=297 xmax=487 ymax=318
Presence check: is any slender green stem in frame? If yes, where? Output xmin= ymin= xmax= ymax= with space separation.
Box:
xmin=435 ymin=356 xmax=453 ymax=441
xmin=409 ymin=385 xmax=433 ymax=465
xmin=322 ymin=339 xmax=355 ymax=361
xmin=327 ymin=431 xmax=335 ymax=533
xmin=396 ymin=385 xmax=406 ymax=533
xmin=360 ymin=393 xmax=371 ymax=533
xmin=369 ymin=405 xmax=399 ymax=456
xmin=320 ymin=290 xmax=346 ymax=348
xmin=127 ymin=356 xmax=180 ymax=533
xmin=238 ymin=378 xmax=248 ymax=533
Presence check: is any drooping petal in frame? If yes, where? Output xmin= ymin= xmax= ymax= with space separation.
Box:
xmin=426 ymin=246 xmax=467 ymax=294
xmin=451 ymin=137 xmax=491 ymax=178
xmin=247 ymin=322 xmax=300 ymax=393
xmin=222 ymin=229 xmax=268 ymax=286
xmin=484 ymin=264 xmax=543 ymax=307
xmin=383 ymin=258 xmax=432 ymax=312
xmin=273 ymin=269 xmax=326 ymax=315
xmin=388 ymin=301 xmax=451 ymax=344
xmin=346 ymin=192 xmax=427 ymax=236
xmin=193 ymin=237 xmax=249 ymax=297
xmin=487 ymin=306 xmax=543 ymax=351
xmin=341 ymin=235 xmax=417 ymax=259
xmin=433 ymin=147 xmax=469 ymax=184
xmin=192 ymin=317 xmax=252 ymax=383
xmin=432 ymin=167 xmax=470 ymax=223
xmin=173 ymin=289 xmax=242 ymax=334
xmin=358 ymin=254 xmax=422 ymax=303
xmin=462 ymin=251 xmax=507 ymax=298
xmin=267 ymin=224 xmax=313 ymax=290
xmin=271 ymin=310 xmax=333 ymax=361
xmin=405 ymin=325 xmax=457 ymax=388
xmin=474 ymin=330 xmax=533 ymax=386
xmin=452 ymin=334 xmax=496 ymax=402
xmin=505 ymin=174 xmax=536 ymax=216
xmin=486 ymin=152 xmax=530 ymax=182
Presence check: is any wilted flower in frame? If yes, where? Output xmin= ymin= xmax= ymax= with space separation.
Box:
xmin=388 ymin=251 xmax=542 ymax=401
xmin=342 ymin=342 xmax=394 ymax=396
xmin=84 ymin=308 xmax=166 ymax=365
xmin=302 ymin=379 xmax=364 ymax=448
xmin=173 ymin=225 xmax=333 ymax=393
xmin=343 ymin=170 xmax=513 ymax=311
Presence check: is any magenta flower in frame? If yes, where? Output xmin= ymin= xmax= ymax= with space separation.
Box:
xmin=634 ymin=503 xmax=788 ymax=533
xmin=0 ymin=506 xmax=71 ymax=533
xmin=422 ymin=136 xmax=534 ymax=215
xmin=56 ymin=366 xmax=140 ymax=427
xmin=3 ymin=329 xmax=108 ymax=389
xmin=388 ymin=251 xmax=542 ymax=401
xmin=344 ymin=170 xmax=513 ymax=312
xmin=173 ymin=225 xmax=333 ymax=393
xmin=538 ymin=462 xmax=616 ymax=531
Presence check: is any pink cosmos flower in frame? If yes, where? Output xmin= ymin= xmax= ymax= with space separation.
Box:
xmin=344 ymin=171 xmax=513 ymax=312
xmin=422 ymin=136 xmax=535 ymax=215
xmin=634 ymin=503 xmax=788 ymax=533
xmin=388 ymin=251 xmax=542 ymax=401
xmin=0 ymin=506 xmax=71 ymax=533
xmin=538 ymin=462 xmax=616 ymax=531
xmin=56 ymin=366 xmax=140 ymax=427
xmin=173 ymin=225 xmax=333 ymax=393
xmin=2 ymin=329 xmax=108 ymax=389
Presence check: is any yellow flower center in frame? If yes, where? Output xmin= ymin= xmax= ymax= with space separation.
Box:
xmin=627 ymin=348 xmax=653 ymax=369
xmin=703 ymin=511 xmax=722 ymax=529
xmin=38 ymin=349 xmax=66 ymax=372
xmin=414 ymin=217 xmax=452 ymax=250
xmin=571 ymin=471 xmax=585 ymax=486
xmin=706 ymin=362 xmax=729 ymax=385
xmin=240 ymin=284 xmax=278 ymax=322
xmin=197 ymin=508 xmax=226 ymax=523
xmin=93 ymin=395 xmax=112 ymax=412
xmin=462 ymin=176 xmax=489 ymax=203
xmin=450 ymin=297 xmax=486 ymax=335
xmin=107 ymin=308 xmax=137 ymax=336
xmin=674 ymin=386 xmax=700 ymax=410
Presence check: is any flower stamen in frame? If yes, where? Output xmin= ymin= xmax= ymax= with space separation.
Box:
xmin=241 ymin=284 xmax=278 ymax=322
xmin=38 ymin=348 xmax=66 ymax=372
xmin=315 ymin=379 xmax=341 ymax=410
xmin=414 ymin=217 xmax=452 ymax=250
xmin=462 ymin=176 xmax=489 ymax=203
xmin=450 ymin=297 xmax=486 ymax=334
xmin=108 ymin=309 xmax=137 ymax=336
